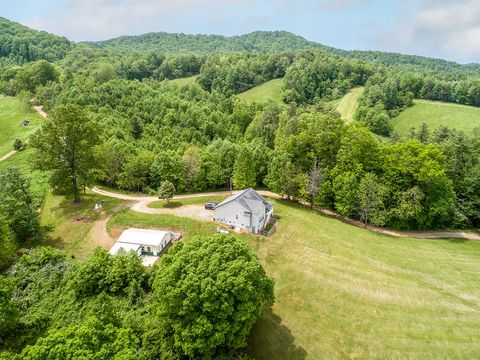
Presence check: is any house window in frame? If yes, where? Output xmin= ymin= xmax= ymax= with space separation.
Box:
xmin=147 ymin=247 xmax=151 ymax=252
xmin=141 ymin=246 xmax=145 ymax=251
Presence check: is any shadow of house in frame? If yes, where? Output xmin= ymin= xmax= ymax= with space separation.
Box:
xmin=247 ymin=307 xmax=307 ymax=360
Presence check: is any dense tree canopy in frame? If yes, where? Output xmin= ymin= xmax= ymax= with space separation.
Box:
xmin=152 ymin=234 xmax=275 ymax=358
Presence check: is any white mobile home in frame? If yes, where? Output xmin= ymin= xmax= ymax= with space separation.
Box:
xmin=214 ymin=188 xmax=273 ymax=234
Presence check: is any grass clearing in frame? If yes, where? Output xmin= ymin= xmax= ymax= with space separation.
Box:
xmin=0 ymin=95 xmax=43 ymax=157
xmin=168 ymin=75 xmax=199 ymax=86
xmin=40 ymin=192 xmax=126 ymax=259
xmin=107 ymin=197 xmax=480 ymax=358
xmin=237 ymin=78 xmax=284 ymax=105
xmin=335 ymin=86 xmax=364 ymax=121
xmin=149 ymin=195 xmax=227 ymax=209
xmin=393 ymin=99 xmax=480 ymax=136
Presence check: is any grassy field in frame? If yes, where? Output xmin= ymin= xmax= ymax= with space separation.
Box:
xmin=40 ymin=192 xmax=126 ymax=259
xmin=334 ymin=87 xmax=364 ymax=122
xmin=237 ymin=78 xmax=284 ymax=105
xmin=106 ymin=198 xmax=480 ymax=359
xmin=0 ymin=95 xmax=43 ymax=157
xmin=149 ymin=195 xmax=227 ymax=209
xmin=393 ymin=99 xmax=480 ymax=136
xmin=168 ymin=75 xmax=199 ymax=86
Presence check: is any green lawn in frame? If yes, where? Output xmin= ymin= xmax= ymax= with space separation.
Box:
xmin=149 ymin=195 xmax=227 ymax=209
xmin=237 ymin=78 xmax=284 ymax=105
xmin=105 ymin=198 xmax=480 ymax=359
xmin=168 ymin=75 xmax=199 ymax=87
xmin=393 ymin=99 xmax=480 ymax=136
xmin=0 ymin=95 xmax=43 ymax=157
xmin=334 ymin=86 xmax=364 ymax=122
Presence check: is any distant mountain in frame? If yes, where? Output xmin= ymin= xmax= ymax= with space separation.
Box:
xmin=0 ymin=16 xmax=477 ymax=74
xmin=86 ymin=31 xmax=329 ymax=54
xmin=0 ymin=17 xmax=72 ymax=64
xmin=87 ymin=29 xmax=478 ymax=73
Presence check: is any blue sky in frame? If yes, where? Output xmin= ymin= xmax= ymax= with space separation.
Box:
xmin=1 ymin=0 xmax=479 ymax=63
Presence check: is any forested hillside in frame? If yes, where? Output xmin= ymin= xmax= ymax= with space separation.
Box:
xmin=0 ymin=17 xmax=71 ymax=66
xmin=87 ymin=30 xmax=326 ymax=54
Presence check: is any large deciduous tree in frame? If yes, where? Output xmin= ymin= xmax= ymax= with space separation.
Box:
xmin=152 ymin=234 xmax=274 ymax=359
xmin=30 ymin=104 xmax=101 ymax=202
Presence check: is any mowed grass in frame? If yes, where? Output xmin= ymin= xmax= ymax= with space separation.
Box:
xmin=107 ymin=198 xmax=480 ymax=358
xmin=168 ymin=75 xmax=199 ymax=87
xmin=393 ymin=99 xmax=480 ymax=136
xmin=334 ymin=86 xmax=364 ymax=122
xmin=149 ymin=195 xmax=227 ymax=209
xmin=0 ymin=95 xmax=43 ymax=157
xmin=40 ymin=192 xmax=126 ymax=259
xmin=237 ymin=78 xmax=284 ymax=105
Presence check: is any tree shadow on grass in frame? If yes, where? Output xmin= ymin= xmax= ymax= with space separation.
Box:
xmin=162 ymin=201 xmax=183 ymax=209
xmin=246 ymin=307 xmax=307 ymax=360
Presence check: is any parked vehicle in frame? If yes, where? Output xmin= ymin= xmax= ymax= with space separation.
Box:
xmin=205 ymin=202 xmax=218 ymax=210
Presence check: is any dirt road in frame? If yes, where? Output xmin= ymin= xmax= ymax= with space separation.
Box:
xmin=92 ymin=187 xmax=480 ymax=241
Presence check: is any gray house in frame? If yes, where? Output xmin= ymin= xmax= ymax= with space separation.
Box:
xmin=214 ymin=188 xmax=273 ymax=234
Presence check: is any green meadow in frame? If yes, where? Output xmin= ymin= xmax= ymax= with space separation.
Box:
xmin=0 ymin=95 xmax=43 ymax=157
xmin=334 ymin=86 xmax=364 ymax=122
xmin=393 ymin=99 xmax=480 ymax=136
xmin=237 ymin=78 xmax=284 ymax=105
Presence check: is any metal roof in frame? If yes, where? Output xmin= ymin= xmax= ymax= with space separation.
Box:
xmin=116 ymin=228 xmax=171 ymax=247
xmin=215 ymin=188 xmax=270 ymax=214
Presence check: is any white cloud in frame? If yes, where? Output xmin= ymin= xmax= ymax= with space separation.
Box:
xmin=24 ymin=0 xmax=267 ymax=41
xmin=374 ymin=0 xmax=480 ymax=63
xmin=320 ymin=0 xmax=370 ymax=11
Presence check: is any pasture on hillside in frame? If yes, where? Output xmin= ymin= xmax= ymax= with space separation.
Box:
xmin=106 ymin=197 xmax=480 ymax=359
xmin=334 ymin=86 xmax=364 ymax=121
xmin=237 ymin=78 xmax=284 ymax=105
xmin=393 ymin=99 xmax=480 ymax=136
xmin=168 ymin=75 xmax=199 ymax=86
xmin=0 ymin=95 xmax=43 ymax=157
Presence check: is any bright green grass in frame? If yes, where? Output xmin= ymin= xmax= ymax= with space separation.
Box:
xmin=149 ymin=195 xmax=227 ymax=209
xmin=237 ymin=78 xmax=284 ymax=105
xmin=108 ymin=198 xmax=480 ymax=359
xmin=393 ymin=99 xmax=480 ymax=136
xmin=40 ymin=191 xmax=125 ymax=259
xmin=168 ymin=75 xmax=198 ymax=86
xmin=0 ymin=95 xmax=43 ymax=157
xmin=335 ymin=86 xmax=364 ymax=121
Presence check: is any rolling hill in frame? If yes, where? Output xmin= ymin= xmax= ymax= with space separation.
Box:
xmin=0 ymin=17 xmax=72 ymax=64
xmin=87 ymin=30 xmax=327 ymax=54
xmin=392 ymin=99 xmax=480 ymax=136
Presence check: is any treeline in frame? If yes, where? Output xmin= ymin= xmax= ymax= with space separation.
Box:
xmin=198 ymin=53 xmax=292 ymax=95
xmin=264 ymin=108 xmax=480 ymax=229
xmin=88 ymin=30 xmax=324 ymax=54
xmin=282 ymin=51 xmax=375 ymax=104
xmin=0 ymin=17 xmax=72 ymax=64
xmin=354 ymin=69 xmax=480 ymax=136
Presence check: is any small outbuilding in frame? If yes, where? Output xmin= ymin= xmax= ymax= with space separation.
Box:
xmin=109 ymin=228 xmax=181 ymax=266
xmin=214 ymin=188 xmax=273 ymax=234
